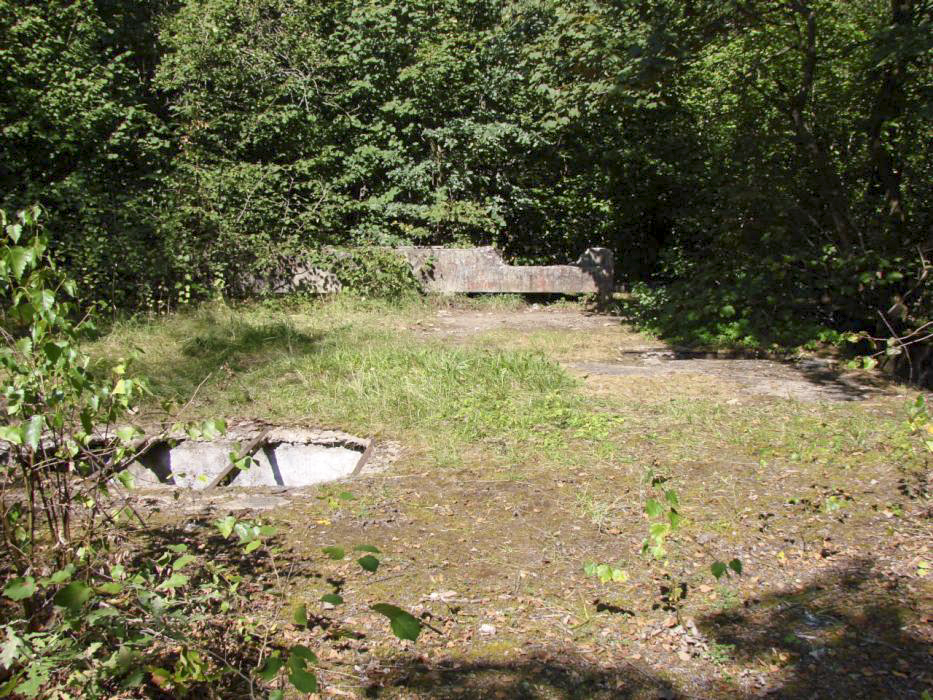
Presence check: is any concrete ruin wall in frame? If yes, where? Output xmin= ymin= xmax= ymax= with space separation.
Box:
xmin=396 ymin=246 xmax=613 ymax=297
xmin=247 ymin=246 xmax=614 ymax=297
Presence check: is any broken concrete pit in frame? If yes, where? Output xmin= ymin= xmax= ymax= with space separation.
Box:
xmin=126 ymin=424 xmax=372 ymax=490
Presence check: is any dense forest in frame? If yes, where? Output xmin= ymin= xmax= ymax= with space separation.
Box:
xmin=1 ymin=0 xmax=931 ymax=373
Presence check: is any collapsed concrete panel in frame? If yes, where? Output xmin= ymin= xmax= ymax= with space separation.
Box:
xmin=126 ymin=424 xmax=372 ymax=490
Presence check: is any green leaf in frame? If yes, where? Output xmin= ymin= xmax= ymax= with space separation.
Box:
xmin=157 ymin=573 xmax=188 ymax=590
xmin=172 ymin=554 xmax=196 ymax=570
xmin=664 ymin=490 xmax=679 ymax=507
xmin=667 ymin=510 xmax=683 ymax=529
xmin=290 ymin=645 xmax=317 ymax=664
xmin=42 ymin=341 xmax=63 ymax=364
xmin=371 ymin=603 xmax=422 ymax=641
xmin=3 ymin=577 xmax=36 ymax=602
xmin=322 ymin=546 xmax=345 ymax=560
xmin=583 ymin=561 xmax=597 ymax=577
xmin=357 ymin=555 xmax=379 ymax=572
xmin=243 ymin=540 xmax=261 ymax=553
xmin=116 ymin=469 xmax=135 ymax=490
xmin=14 ymin=337 xmax=32 ymax=357
xmin=32 ymin=289 xmax=54 ymax=312
xmin=215 ymin=516 xmax=236 ymax=538
xmin=320 ymin=593 xmax=343 ymax=605
xmin=287 ymin=648 xmax=318 ymax=692
xmin=7 ymin=247 xmax=35 ymax=280
xmin=234 ymin=521 xmax=257 ymax=543
xmin=0 ymin=426 xmax=22 ymax=445
xmin=116 ymin=425 xmax=139 ymax=443
xmin=23 ymin=415 xmax=43 ymax=450
xmin=611 ymin=567 xmax=629 ymax=583
xmin=288 ymin=665 xmax=317 ymax=693
xmin=711 ymin=561 xmax=727 ymax=580
xmin=201 ymin=418 xmax=227 ymax=439
xmin=87 ymin=607 xmax=120 ymax=624
xmin=293 ymin=603 xmax=308 ymax=627
xmin=54 ymin=581 xmax=93 ymax=610
xmin=96 ymin=582 xmax=122 ymax=595
xmin=644 ymin=498 xmax=663 ymax=517
xmin=46 ymin=565 xmax=74 ymax=585
xmin=337 ymin=491 xmax=356 ymax=501
xmin=354 ymin=544 xmax=381 ymax=553
xmin=256 ymin=655 xmax=283 ymax=682
xmin=0 ymin=629 xmax=21 ymax=670
xmin=269 ymin=691 xmax=284 ymax=700
xmin=728 ymin=558 xmax=743 ymax=575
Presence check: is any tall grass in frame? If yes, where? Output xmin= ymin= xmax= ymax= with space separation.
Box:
xmin=89 ymin=299 xmax=620 ymax=464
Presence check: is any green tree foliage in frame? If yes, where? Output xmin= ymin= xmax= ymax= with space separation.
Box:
xmin=0 ymin=0 xmax=175 ymax=308
xmin=154 ymin=0 xmax=692 ymax=289
xmin=627 ymin=0 xmax=932 ymax=378
xmin=1 ymin=0 xmax=930 ymax=376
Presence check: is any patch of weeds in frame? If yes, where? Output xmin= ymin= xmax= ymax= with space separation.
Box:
xmin=781 ymin=631 xmax=808 ymax=651
xmin=430 ymin=442 xmax=466 ymax=469
xmin=884 ymin=502 xmax=905 ymax=517
xmin=708 ymin=519 xmax=735 ymax=534
xmin=714 ymin=585 xmax=741 ymax=611
xmin=575 ymin=489 xmax=621 ymax=529
xmin=454 ymin=384 xmax=622 ymax=462
xmin=822 ymin=494 xmax=847 ymax=514
xmin=705 ymin=641 xmax=735 ymax=665
xmin=315 ymin=487 xmax=367 ymax=516
xmin=583 ymin=561 xmax=629 ymax=584
xmin=97 ymin=302 xmax=619 ymax=466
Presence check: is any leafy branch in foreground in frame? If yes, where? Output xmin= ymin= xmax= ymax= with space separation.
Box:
xmin=0 ymin=205 xmax=146 ymax=576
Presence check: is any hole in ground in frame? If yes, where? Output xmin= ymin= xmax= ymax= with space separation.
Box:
xmin=128 ymin=425 xmax=372 ymax=490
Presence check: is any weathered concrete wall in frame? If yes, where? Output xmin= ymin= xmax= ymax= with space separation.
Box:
xmin=398 ymin=246 xmax=613 ymax=297
xmin=246 ymin=246 xmax=614 ymax=298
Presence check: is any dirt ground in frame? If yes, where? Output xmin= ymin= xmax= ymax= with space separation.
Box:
xmin=143 ymin=306 xmax=932 ymax=699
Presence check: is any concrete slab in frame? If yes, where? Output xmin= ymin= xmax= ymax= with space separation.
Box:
xmin=233 ymin=443 xmax=364 ymax=487
xmin=397 ymin=246 xmax=614 ymax=298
